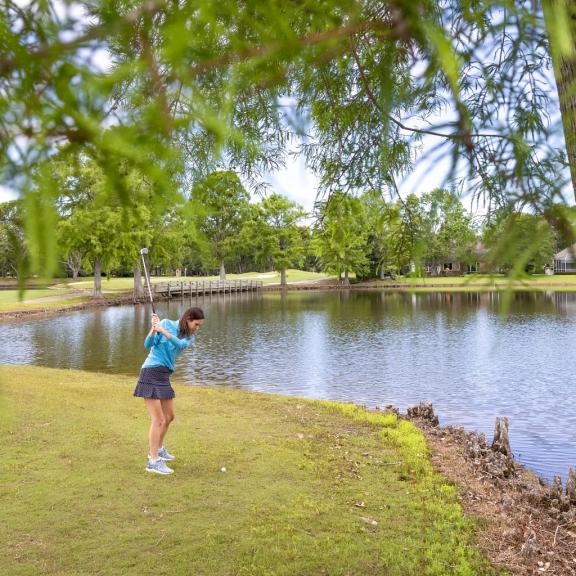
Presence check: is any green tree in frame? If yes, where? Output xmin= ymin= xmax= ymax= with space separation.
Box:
xmin=313 ymin=192 xmax=370 ymax=285
xmin=0 ymin=1 xmax=572 ymax=278
xmin=360 ymin=191 xmax=423 ymax=279
xmin=59 ymin=201 xmax=152 ymax=298
xmin=55 ymin=157 xmax=154 ymax=298
xmin=257 ymin=194 xmax=307 ymax=286
xmin=190 ymin=171 xmax=251 ymax=280
xmin=420 ymin=189 xmax=477 ymax=273
xmin=0 ymin=200 xmax=25 ymax=279
xmin=223 ymin=202 xmax=266 ymax=275
xmin=52 ymin=150 xmax=191 ymax=295
xmin=543 ymin=0 xmax=576 ymax=191
xmin=393 ymin=194 xmax=429 ymax=276
xmin=482 ymin=211 xmax=556 ymax=274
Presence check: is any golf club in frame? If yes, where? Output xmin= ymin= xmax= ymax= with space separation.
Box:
xmin=139 ymin=247 xmax=156 ymax=314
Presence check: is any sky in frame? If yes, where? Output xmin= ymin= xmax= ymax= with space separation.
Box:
xmin=0 ymin=185 xmax=18 ymax=203
xmin=262 ymin=138 xmax=455 ymax=215
xmin=0 ymin=153 xmax=323 ymax=208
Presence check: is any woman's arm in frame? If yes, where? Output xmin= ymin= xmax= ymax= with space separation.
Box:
xmin=144 ymin=315 xmax=161 ymax=348
xmin=153 ymin=318 xmax=191 ymax=351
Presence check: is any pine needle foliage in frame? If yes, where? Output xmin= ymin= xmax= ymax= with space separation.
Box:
xmin=0 ymin=0 xmax=574 ymax=276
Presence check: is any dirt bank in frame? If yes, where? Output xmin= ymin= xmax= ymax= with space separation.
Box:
xmin=0 ymin=293 xmax=139 ymax=322
xmin=405 ymin=404 xmax=576 ymax=575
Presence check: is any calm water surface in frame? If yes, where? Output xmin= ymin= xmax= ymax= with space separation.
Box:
xmin=1 ymin=290 xmax=575 ymax=481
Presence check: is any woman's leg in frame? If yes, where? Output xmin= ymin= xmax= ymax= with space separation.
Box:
xmin=159 ymin=399 xmax=175 ymax=448
xmin=144 ymin=398 xmax=166 ymax=460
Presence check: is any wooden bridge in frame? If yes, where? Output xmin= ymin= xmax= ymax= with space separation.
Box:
xmin=152 ymin=279 xmax=263 ymax=299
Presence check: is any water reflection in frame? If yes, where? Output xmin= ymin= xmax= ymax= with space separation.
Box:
xmin=1 ymin=289 xmax=575 ymax=481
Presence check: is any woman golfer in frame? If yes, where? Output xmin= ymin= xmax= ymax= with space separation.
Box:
xmin=134 ymin=307 xmax=205 ymax=475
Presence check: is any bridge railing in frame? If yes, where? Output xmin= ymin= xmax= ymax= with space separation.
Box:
xmin=151 ymin=279 xmax=263 ymax=296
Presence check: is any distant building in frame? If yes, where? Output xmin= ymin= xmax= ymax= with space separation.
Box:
xmin=424 ymin=243 xmax=488 ymax=276
xmin=554 ymin=244 xmax=576 ymax=274
xmin=424 ymin=259 xmax=462 ymax=276
xmin=424 ymin=260 xmax=483 ymax=276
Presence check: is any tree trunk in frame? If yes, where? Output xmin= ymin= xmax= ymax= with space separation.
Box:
xmin=66 ymin=250 xmax=82 ymax=279
xmin=544 ymin=1 xmax=576 ymax=190
xmin=567 ymin=467 xmax=576 ymax=504
xmin=93 ymin=259 xmax=103 ymax=299
xmin=342 ymin=268 xmax=350 ymax=286
xmin=134 ymin=262 xmax=144 ymax=298
xmin=219 ymin=260 xmax=226 ymax=281
xmin=280 ymin=268 xmax=287 ymax=286
xmin=491 ymin=416 xmax=515 ymax=478
xmin=491 ymin=416 xmax=512 ymax=457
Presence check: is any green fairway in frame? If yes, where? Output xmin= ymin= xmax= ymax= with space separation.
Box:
xmin=362 ymin=274 xmax=576 ymax=291
xmin=0 ymin=288 xmax=91 ymax=312
xmin=0 ymin=365 xmax=498 ymax=576
xmin=55 ymin=270 xmax=333 ymax=292
xmin=0 ymin=289 xmax=67 ymax=303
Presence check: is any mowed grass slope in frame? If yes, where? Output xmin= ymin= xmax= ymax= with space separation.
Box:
xmin=56 ymin=270 xmax=333 ymax=292
xmin=362 ymin=274 xmax=576 ymax=289
xmin=0 ymin=366 xmax=499 ymax=576
xmin=0 ymin=288 xmax=89 ymax=311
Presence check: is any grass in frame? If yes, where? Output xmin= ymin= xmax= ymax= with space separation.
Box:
xmin=53 ymin=270 xmax=333 ymax=292
xmin=0 ymin=289 xmax=68 ymax=304
xmin=0 ymin=288 xmax=93 ymax=312
xmin=364 ymin=274 xmax=524 ymax=285
xmin=0 ymin=365 xmax=499 ymax=576
xmin=361 ymin=274 xmax=576 ymax=291
xmin=0 ymin=278 xmax=77 ymax=289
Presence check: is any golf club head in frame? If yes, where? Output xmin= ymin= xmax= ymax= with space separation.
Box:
xmin=140 ymin=247 xmax=149 ymax=255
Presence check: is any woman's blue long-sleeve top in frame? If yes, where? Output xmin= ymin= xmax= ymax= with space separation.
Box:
xmin=142 ymin=319 xmax=195 ymax=373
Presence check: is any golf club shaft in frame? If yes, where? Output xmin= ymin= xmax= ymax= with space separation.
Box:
xmin=140 ymin=251 xmax=156 ymax=314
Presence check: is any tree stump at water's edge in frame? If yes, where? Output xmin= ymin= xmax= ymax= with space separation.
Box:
xmin=566 ymin=467 xmax=576 ymax=505
xmin=406 ymin=402 xmax=439 ymax=426
xmin=492 ymin=416 xmax=512 ymax=456
xmin=489 ymin=416 xmax=516 ymax=478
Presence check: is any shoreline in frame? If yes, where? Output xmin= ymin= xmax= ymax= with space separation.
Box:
xmin=404 ymin=404 xmax=576 ymax=575
xmin=2 ymin=278 xmax=576 ymax=321
xmin=0 ymin=293 xmax=138 ymax=322
xmin=264 ymin=280 xmax=576 ymax=291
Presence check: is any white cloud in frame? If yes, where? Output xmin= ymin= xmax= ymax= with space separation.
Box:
xmin=0 ymin=185 xmax=19 ymax=203
xmin=265 ymin=155 xmax=320 ymax=215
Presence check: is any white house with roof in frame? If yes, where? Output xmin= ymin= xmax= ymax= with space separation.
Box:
xmin=554 ymin=244 xmax=576 ymax=274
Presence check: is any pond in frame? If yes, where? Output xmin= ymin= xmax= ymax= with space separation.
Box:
xmin=1 ymin=289 xmax=575 ymax=482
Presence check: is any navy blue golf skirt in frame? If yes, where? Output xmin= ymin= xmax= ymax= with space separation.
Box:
xmin=133 ymin=366 xmax=175 ymax=400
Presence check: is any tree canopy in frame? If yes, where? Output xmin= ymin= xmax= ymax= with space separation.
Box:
xmin=189 ymin=170 xmax=251 ymax=280
xmin=1 ymin=0 xmax=575 ymax=277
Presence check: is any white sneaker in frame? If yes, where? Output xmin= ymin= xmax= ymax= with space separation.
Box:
xmin=146 ymin=458 xmax=174 ymax=475
xmin=158 ymin=446 xmax=175 ymax=461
